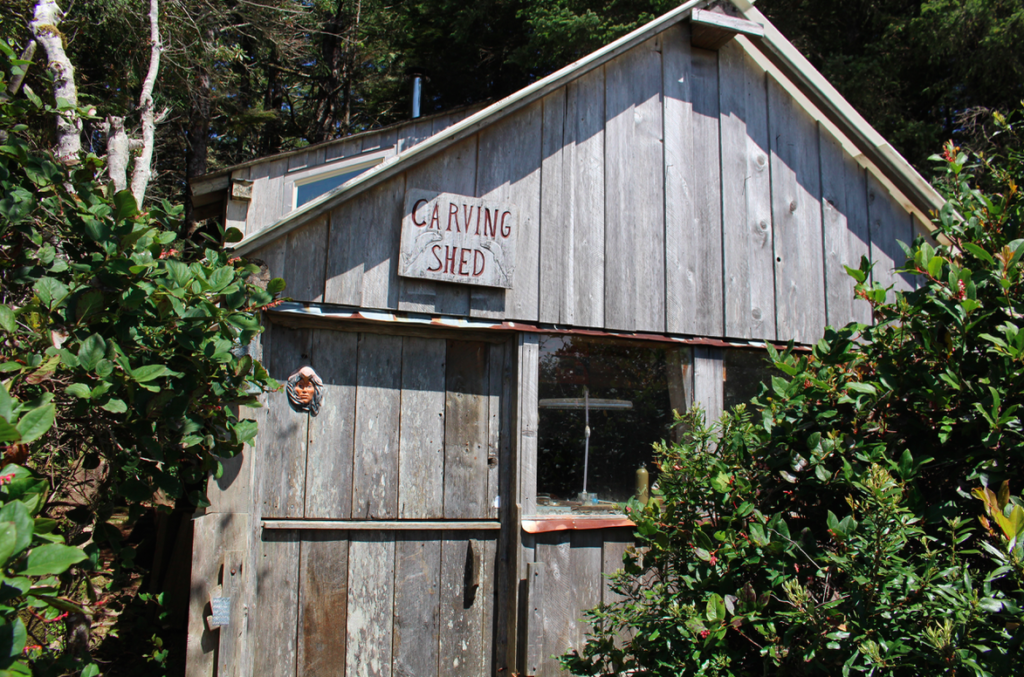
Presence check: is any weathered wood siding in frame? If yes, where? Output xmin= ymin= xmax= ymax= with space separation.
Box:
xmin=259 ymin=22 xmax=917 ymax=346
xmin=233 ymin=109 xmax=482 ymax=239
xmin=522 ymin=528 xmax=636 ymax=677
xmin=256 ymin=324 xmax=508 ymax=521
xmin=252 ymin=528 xmax=499 ymax=677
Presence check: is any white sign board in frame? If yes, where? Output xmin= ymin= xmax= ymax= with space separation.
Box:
xmin=399 ymin=189 xmax=517 ymax=289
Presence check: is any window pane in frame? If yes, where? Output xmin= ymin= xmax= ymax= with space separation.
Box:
xmin=536 ymin=336 xmax=685 ymax=514
xmin=723 ymin=349 xmax=776 ymax=411
xmin=295 ymin=166 xmax=372 ymax=207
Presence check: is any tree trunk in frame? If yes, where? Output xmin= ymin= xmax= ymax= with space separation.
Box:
xmin=130 ymin=0 xmax=163 ymax=206
xmin=30 ymin=0 xmax=81 ymax=162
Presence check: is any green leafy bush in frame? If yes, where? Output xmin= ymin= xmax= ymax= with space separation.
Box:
xmin=0 ymin=38 xmax=281 ymax=670
xmin=563 ymin=118 xmax=1024 ymax=676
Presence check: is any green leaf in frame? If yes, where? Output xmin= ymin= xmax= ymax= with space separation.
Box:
xmin=266 ymin=277 xmax=286 ymax=295
xmin=705 ymin=593 xmax=725 ymax=623
xmin=15 ymin=404 xmax=54 ymax=444
xmin=77 ymin=334 xmax=106 ymax=372
xmin=112 ymin=190 xmax=139 ymax=222
xmin=0 ymin=502 xmax=32 ymax=557
xmin=0 ymin=421 xmax=19 ymax=444
xmin=0 ymin=618 xmax=27 ymax=659
xmin=845 ymin=382 xmax=876 ymax=396
xmin=80 ymin=664 xmax=100 ymax=677
xmin=33 ymin=277 xmax=69 ymax=310
xmin=75 ymin=289 xmax=104 ymax=323
xmin=962 ymin=242 xmax=993 ymax=264
xmin=65 ymin=383 xmax=91 ymax=399
xmin=21 ymin=544 xmax=88 ymax=576
xmin=0 ymin=523 xmax=17 ymax=564
xmin=927 ymin=255 xmax=944 ymax=278
xmin=131 ymin=364 xmax=180 ymax=383
xmin=25 ymin=593 xmax=86 ymax=616
xmin=100 ymin=399 xmax=127 ymax=413
xmin=0 ymin=306 xmax=15 ymax=334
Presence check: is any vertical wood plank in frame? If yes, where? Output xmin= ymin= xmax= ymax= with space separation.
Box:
xmin=601 ymin=528 xmax=634 ymax=606
xmin=360 ymin=178 xmax=406 ymax=310
xmin=246 ymin=161 xmax=273 ymax=236
xmin=305 ymin=329 xmax=357 ymax=519
xmin=284 ymin=216 xmax=328 ymax=303
xmin=664 ymin=24 xmax=724 ymax=337
xmin=570 ymin=530 xmax=603 ymax=636
xmin=226 ymin=167 xmax=251 ymax=238
xmin=287 ymin=150 xmax=309 ymax=173
xmin=518 ymin=335 xmax=540 ymax=516
xmin=444 ymin=341 xmax=489 ymax=520
xmin=478 ymin=536 xmax=498 ymax=677
xmin=768 ymin=77 xmax=826 ymax=344
xmin=297 ymin=532 xmax=349 ymax=677
xmin=486 ymin=342 xmax=504 ymax=519
xmin=439 ymin=535 xmax=486 ymax=677
xmin=605 ymin=36 xmax=665 ymax=333
xmin=720 ymin=41 xmax=775 ymax=340
xmin=325 ymin=138 xmax=361 ymax=163
xmin=539 ymin=89 xmax=569 ymax=325
xmin=820 ymin=128 xmax=872 ymax=327
xmin=261 ymin=326 xmax=310 ymax=518
xmin=253 ymin=529 xmax=300 ymax=677
xmin=324 ymin=200 xmax=365 ymax=306
xmin=352 ymin=334 xmax=403 ymax=519
xmin=524 ymin=561 xmax=545 ymax=676
xmin=392 ymin=533 xmax=442 ymax=677
xmin=693 ymin=346 xmax=724 ymax=425
xmin=867 ymin=173 xmax=915 ymax=298
xmin=397 ymin=119 xmax=436 ymax=154
xmin=536 ymin=531 xmax=574 ymax=676
xmin=664 ymin=24 xmax=695 ymax=336
xmin=570 ymin=69 xmax=607 ymax=328
xmin=398 ymin=337 xmax=447 ymax=519
xmin=474 ymin=102 xmax=543 ymax=320
xmin=346 ymin=533 xmax=395 ymax=677
xmin=400 ymin=137 xmax=478 ymax=315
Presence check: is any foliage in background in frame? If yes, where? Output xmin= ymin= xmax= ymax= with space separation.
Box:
xmin=0 ymin=41 xmax=281 ymax=672
xmin=562 ymin=116 xmax=1024 ymax=675
xmin=4 ymin=0 xmax=1020 ymax=214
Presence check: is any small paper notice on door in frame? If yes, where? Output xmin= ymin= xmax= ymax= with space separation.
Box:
xmin=210 ymin=597 xmax=231 ymax=627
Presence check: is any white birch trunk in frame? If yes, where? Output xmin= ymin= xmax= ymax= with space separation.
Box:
xmin=130 ymin=0 xmax=162 ymax=206
xmin=30 ymin=0 xmax=81 ymax=162
xmin=104 ymin=116 xmax=131 ymax=193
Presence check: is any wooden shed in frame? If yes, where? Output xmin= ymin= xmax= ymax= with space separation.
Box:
xmin=185 ymin=1 xmax=944 ymax=675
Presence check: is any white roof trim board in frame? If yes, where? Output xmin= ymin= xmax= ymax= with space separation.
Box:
xmin=231 ymin=0 xmax=944 ymax=257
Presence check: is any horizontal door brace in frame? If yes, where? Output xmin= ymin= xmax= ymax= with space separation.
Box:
xmin=262 ymin=519 xmax=501 ymax=531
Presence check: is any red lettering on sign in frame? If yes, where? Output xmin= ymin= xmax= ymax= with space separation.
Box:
xmin=447 ymin=202 xmax=460 ymax=232
xmin=475 ymin=205 xmax=482 ymax=235
xmin=444 ymin=246 xmax=457 ymax=274
xmin=473 ymin=249 xmax=485 ymax=276
xmin=428 ymin=204 xmax=440 ymax=229
xmin=412 ymin=198 xmax=429 ymax=227
xmin=463 ymin=204 xmax=475 ymax=234
xmin=458 ymin=248 xmax=471 ymax=276
xmin=500 ymin=210 xmax=512 ymax=238
xmin=483 ymin=208 xmax=497 ymax=238
xmin=426 ymin=244 xmax=443 ymax=272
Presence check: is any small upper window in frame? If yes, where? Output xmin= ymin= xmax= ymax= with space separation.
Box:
xmin=536 ymin=336 xmax=689 ymax=515
xmin=294 ymin=163 xmax=377 ymax=208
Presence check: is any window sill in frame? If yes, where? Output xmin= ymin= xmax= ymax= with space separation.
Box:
xmin=521 ymin=514 xmax=634 ymax=533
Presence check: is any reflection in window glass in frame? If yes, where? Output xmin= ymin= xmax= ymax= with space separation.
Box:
xmin=723 ymin=349 xmax=777 ymax=412
xmin=536 ymin=336 xmax=689 ymax=515
xmin=295 ymin=166 xmax=373 ymax=207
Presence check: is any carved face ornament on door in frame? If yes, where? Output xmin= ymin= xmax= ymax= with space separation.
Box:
xmin=286 ymin=366 xmax=323 ymax=416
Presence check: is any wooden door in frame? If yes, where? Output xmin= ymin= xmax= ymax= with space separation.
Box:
xmin=252 ymin=328 xmax=513 ymax=677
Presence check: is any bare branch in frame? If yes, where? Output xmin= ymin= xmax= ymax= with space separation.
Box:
xmin=30 ymin=0 xmax=82 ymax=162
xmin=130 ymin=0 xmax=163 ymax=205
xmin=7 ymin=41 xmax=37 ymax=96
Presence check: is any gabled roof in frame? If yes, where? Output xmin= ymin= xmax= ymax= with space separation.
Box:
xmin=232 ymin=0 xmax=944 ymax=257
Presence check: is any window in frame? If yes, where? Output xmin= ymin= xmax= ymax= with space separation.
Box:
xmin=535 ymin=336 xmax=690 ymax=515
xmin=294 ymin=162 xmax=378 ymax=205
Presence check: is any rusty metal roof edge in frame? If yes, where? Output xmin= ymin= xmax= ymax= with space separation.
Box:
xmin=265 ymin=302 xmax=812 ymax=350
